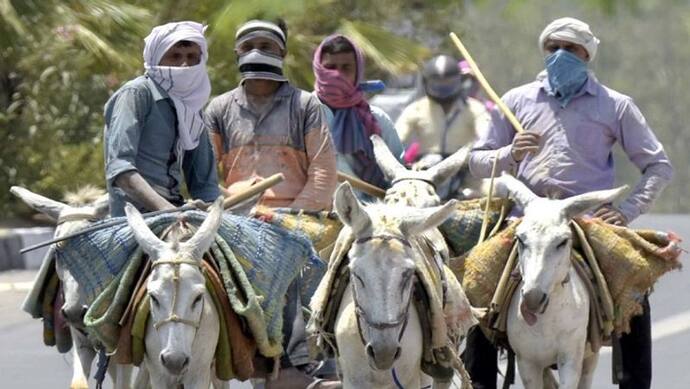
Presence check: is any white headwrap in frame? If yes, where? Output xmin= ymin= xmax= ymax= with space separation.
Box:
xmin=538 ymin=17 xmax=600 ymax=61
xmin=143 ymin=21 xmax=211 ymax=154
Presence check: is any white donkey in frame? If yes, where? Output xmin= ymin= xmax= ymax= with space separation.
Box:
xmin=332 ymin=182 xmax=466 ymax=389
xmin=495 ymin=175 xmax=626 ymax=389
xmin=371 ymin=134 xmax=470 ymax=208
xmin=11 ymin=186 xmax=133 ymax=389
xmin=124 ymin=198 xmax=223 ymax=389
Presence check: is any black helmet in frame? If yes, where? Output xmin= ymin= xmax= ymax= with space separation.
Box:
xmin=422 ymin=55 xmax=464 ymax=102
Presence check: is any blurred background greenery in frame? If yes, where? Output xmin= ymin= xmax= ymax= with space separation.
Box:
xmin=1 ymin=0 xmax=687 ymax=219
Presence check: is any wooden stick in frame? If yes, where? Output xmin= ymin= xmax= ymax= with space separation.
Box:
xmin=218 ymin=184 xmax=232 ymax=198
xmin=449 ymin=32 xmax=526 ymax=243
xmin=222 ymin=173 xmax=285 ymax=209
xmin=20 ymin=175 xmax=286 ymax=254
xmin=449 ymin=32 xmax=525 ymax=134
xmin=336 ymin=171 xmax=386 ymax=198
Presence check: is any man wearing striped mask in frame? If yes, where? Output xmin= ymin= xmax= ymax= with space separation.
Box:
xmin=205 ymin=19 xmax=337 ymax=213
xmin=205 ymin=19 xmax=340 ymax=389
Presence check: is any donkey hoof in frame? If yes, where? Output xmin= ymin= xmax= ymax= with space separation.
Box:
xmin=70 ymin=379 xmax=89 ymax=389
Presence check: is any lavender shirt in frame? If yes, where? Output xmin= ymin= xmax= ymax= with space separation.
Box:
xmin=469 ymin=73 xmax=673 ymax=222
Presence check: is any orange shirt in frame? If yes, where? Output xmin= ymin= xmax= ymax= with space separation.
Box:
xmin=206 ymin=83 xmax=337 ymax=211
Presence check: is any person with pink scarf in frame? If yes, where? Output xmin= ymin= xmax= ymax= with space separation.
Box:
xmin=313 ymin=35 xmax=403 ymax=190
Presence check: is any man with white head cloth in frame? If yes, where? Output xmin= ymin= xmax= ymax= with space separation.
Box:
xmin=465 ymin=17 xmax=673 ymax=389
xmin=104 ymin=21 xmax=219 ymax=217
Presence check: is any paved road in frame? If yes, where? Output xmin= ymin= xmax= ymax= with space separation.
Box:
xmin=1 ymin=215 xmax=688 ymax=388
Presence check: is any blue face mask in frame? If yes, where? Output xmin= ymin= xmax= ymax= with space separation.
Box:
xmin=544 ymin=49 xmax=588 ymax=107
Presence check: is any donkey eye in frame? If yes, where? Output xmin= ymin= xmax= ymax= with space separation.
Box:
xmin=557 ymin=239 xmax=569 ymax=249
xmin=353 ymin=273 xmax=365 ymax=289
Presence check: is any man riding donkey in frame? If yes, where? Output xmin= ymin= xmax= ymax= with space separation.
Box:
xmin=462 ymin=17 xmax=675 ymax=389
xmin=204 ymin=19 xmax=341 ymax=389
xmin=312 ymin=34 xmax=404 ymax=197
xmin=396 ymin=54 xmax=492 ymax=199
xmin=104 ymin=21 xmax=220 ymax=217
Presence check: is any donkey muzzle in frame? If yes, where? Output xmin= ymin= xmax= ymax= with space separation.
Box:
xmin=522 ymin=288 xmax=548 ymax=313
xmin=60 ymin=304 xmax=88 ymax=324
xmin=365 ymin=341 xmax=402 ymax=370
xmin=160 ymin=350 xmax=190 ymax=375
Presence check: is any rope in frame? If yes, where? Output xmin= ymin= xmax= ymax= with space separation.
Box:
xmin=449 ymin=32 xmax=525 ymax=244
xmin=391 ymin=368 xmax=406 ymax=389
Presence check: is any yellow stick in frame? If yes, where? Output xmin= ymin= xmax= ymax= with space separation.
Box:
xmin=337 ymin=171 xmax=386 ymax=199
xmin=449 ymin=32 xmax=526 ymax=134
xmin=222 ymin=173 xmax=285 ymax=209
xmin=449 ymin=32 xmax=525 ymax=243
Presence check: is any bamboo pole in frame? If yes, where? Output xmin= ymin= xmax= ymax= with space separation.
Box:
xmin=337 ymin=171 xmax=386 ymax=198
xmin=21 ymin=174 xmax=286 ymax=254
xmin=222 ymin=173 xmax=285 ymax=209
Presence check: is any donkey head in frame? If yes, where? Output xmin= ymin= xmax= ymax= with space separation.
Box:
xmin=495 ymin=174 xmax=626 ymax=325
xmin=125 ymin=197 xmax=222 ymax=375
xmin=371 ymin=134 xmax=470 ymax=207
xmin=10 ymin=186 xmax=109 ymax=326
xmin=334 ymin=182 xmax=457 ymax=369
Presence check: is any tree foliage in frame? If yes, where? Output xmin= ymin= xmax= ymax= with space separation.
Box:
xmin=1 ymin=0 xmax=687 ymax=218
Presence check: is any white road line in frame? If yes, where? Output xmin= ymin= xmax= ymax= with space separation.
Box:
xmin=600 ymin=310 xmax=690 ymax=354
xmin=0 ymin=281 xmax=33 ymax=292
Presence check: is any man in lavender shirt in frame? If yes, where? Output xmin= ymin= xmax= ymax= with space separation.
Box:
xmin=464 ymin=17 xmax=673 ymax=389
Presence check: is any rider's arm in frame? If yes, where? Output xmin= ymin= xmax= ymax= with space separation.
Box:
xmin=114 ymin=172 xmax=176 ymax=211
xmin=105 ymin=86 xmax=176 ymax=212
xmin=182 ymin=130 xmax=221 ymax=203
xmin=468 ymin=93 xmax=519 ymax=178
xmin=615 ymin=97 xmax=674 ymax=222
xmin=394 ymin=100 xmax=419 ymax=146
xmin=290 ymin=97 xmax=337 ymax=211
xmin=372 ymin=106 xmax=405 ymax=161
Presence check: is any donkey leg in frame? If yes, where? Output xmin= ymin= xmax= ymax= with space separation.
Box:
xmin=132 ymin=364 xmax=151 ymax=389
xmin=577 ymin=352 xmax=599 ymax=389
xmin=557 ymin=352 xmax=584 ymax=389
xmin=211 ymin=374 xmax=229 ymax=389
xmin=70 ymin=328 xmax=95 ymax=389
xmin=543 ymin=368 xmax=558 ymax=389
xmin=110 ymin=363 xmax=133 ymax=389
xmin=516 ymin=358 xmax=545 ymax=389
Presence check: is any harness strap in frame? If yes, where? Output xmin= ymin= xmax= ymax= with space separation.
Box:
xmin=502 ymin=349 xmax=515 ymax=389
xmin=355 ymin=235 xmax=411 ymax=248
xmin=390 ymin=177 xmax=437 ymax=190
xmin=57 ymin=212 xmax=98 ymax=225
xmin=611 ymin=333 xmax=624 ymax=384
xmin=150 ymin=253 xmax=205 ymax=330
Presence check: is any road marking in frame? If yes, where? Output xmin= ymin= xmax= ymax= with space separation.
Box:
xmin=0 ymin=281 xmax=33 ymax=292
xmin=600 ymin=310 xmax=690 ymax=354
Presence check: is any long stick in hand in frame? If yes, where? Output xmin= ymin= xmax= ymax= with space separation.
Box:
xmin=449 ymin=32 xmax=525 ymax=243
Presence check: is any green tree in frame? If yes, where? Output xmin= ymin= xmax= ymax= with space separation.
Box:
xmin=0 ymin=0 xmax=149 ymax=216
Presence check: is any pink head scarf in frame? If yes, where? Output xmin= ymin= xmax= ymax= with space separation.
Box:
xmin=312 ymin=34 xmax=381 ymax=138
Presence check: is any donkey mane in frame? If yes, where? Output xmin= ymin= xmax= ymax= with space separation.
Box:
xmin=63 ymin=185 xmax=106 ymax=207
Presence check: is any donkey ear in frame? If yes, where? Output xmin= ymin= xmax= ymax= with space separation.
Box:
xmin=92 ymin=194 xmax=111 ymax=219
xmin=494 ymin=174 xmax=538 ymax=210
xmin=181 ymin=197 xmax=224 ymax=260
xmin=10 ymin=186 xmax=68 ymax=222
xmin=400 ymin=199 xmax=458 ymax=236
xmin=125 ymin=202 xmax=166 ymax=256
xmin=334 ymin=182 xmax=371 ymax=236
xmin=371 ymin=134 xmax=406 ymax=181
xmin=427 ymin=144 xmax=471 ymax=187
xmin=560 ymin=186 xmax=628 ymax=220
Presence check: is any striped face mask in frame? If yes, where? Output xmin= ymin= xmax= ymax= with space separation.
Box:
xmin=237 ymin=49 xmax=287 ymax=83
